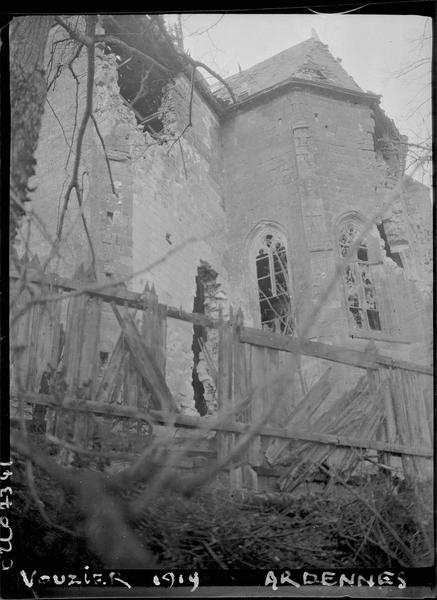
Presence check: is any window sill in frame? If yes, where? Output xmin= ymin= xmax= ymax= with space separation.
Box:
xmin=349 ymin=330 xmax=411 ymax=345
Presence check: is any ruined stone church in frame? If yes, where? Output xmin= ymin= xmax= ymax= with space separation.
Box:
xmin=22 ymin=16 xmax=432 ymax=417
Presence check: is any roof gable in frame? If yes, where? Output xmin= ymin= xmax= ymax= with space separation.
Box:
xmin=213 ymin=37 xmax=363 ymax=102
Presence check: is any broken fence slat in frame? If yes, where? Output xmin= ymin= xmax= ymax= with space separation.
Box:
xmin=265 ymin=367 xmax=332 ymax=466
xmin=231 ymin=311 xmax=259 ymax=489
xmin=81 ymin=295 xmax=102 ymax=401
xmin=95 ymin=334 xmax=129 ymax=404
xmin=141 ymin=286 xmax=166 ymax=376
xmin=244 ymin=344 xmax=266 ymax=468
xmin=111 ymin=303 xmax=178 ymax=413
xmin=242 ymin=344 xmax=262 ymax=467
xmin=217 ymin=311 xmax=235 ymax=469
xmin=26 ymin=302 xmax=42 ymax=391
xmin=275 ymin=375 xmax=384 ymax=491
xmin=393 ymin=369 xmax=433 ymax=482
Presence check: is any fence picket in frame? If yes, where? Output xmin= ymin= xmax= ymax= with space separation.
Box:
xmin=9 ymin=259 xmax=433 ymax=496
xmin=142 ymin=283 xmax=167 ymax=376
xmin=389 ymin=368 xmax=416 ymax=480
xmin=216 ymin=308 xmax=239 ymax=484
xmin=62 ymin=265 xmax=101 ymax=453
xmin=111 ymin=303 xmax=177 ymax=412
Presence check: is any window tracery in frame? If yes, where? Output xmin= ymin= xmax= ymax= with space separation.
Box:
xmin=338 ymin=219 xmax=382 ymax=332
xmin=255 ymin=232 xmax=293 ymax=334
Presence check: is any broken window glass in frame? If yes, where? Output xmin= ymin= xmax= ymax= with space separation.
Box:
xmin=256 ymin=233 xmax=293 ymax=335
xmin=338 ymin=220 xmax=382 ymax=333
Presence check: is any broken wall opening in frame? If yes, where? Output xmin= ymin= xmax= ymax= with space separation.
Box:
xmin=101 ymin=15 xmax=180 ymax=137
xmin=191 ymin=261 xmax=220 ymax=416
xmin=372 ymin=105 xmax=407 ymax=178
xmin=376 ymin=222 xmax=403 ymax=269
xmin=192 ymin=269 xmax=207 ymax=416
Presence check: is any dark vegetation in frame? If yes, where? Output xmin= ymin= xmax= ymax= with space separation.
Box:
xmin=11 ymin=451 xmax=432 ymax=570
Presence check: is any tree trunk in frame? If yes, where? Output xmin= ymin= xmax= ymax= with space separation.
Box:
xmin=10 ymin=15 xmax=52 ymax=242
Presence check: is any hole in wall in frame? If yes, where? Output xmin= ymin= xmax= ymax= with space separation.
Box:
xmin=114 ymin=53 xmax=168 ymax=134
xmin=107 ymin=211 xmax=114 ymax=220
xmin=191 ymin=262 xmax=219 ymax=416
xmin=99 ymin=351 xmax=109 ymax=365
xmin=192 ymin=269 xmax=207 ymax=416
xmin=371 ymin=106 xmax=405 ymax=177
xmin=101 ymin=15 xmax=178 ymax=138
xmin=376 ymin=222 xmax=403 ymax=268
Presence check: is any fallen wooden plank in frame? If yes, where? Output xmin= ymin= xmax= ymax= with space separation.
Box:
xmin=279 ymin=382 xmax=385 ymax=492
xmin=111 ymin=303 xmax=179 ymax=413
xmin=278 ymin=379 xmax=385 ymax=493
xmin=265 ymin=367 xmax=332 ymax=465
xmin=240 ymin=328 xmax=433 ymax=375
xmin=18 ymin=392 xmax=433 ymax=458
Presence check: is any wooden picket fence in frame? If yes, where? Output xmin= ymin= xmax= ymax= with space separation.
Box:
xmin=9 ymin=258 xmax=433 ymax=491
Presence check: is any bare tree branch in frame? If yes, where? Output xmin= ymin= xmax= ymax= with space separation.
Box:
xmin=91 ymin=114 xmax=118 ymax=197
xmin=129 ymin=64 xmax=154 ymax=107
xmin=167 ymin=63 xmax=196 ymax=154
xmin=151 ymin=14 xmax=236 ymax=104
xmin=54 ymin=16 xmax=91 ymax=47
xmin=45 ymin=98 xmax=70 ymax=148
xmin=176 ymin=52 xmax=237 ymax=104
xmin=65 ymin=42 xmax=83 ymax=168
xmin=94 ymin=34 xmax=172 ymax=75
xmin=55 ymin=16 xmax=97 ymax=276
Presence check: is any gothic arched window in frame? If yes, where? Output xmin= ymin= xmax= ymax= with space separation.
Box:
xmin=255 ymin=232 xmax=293 ymax=334
xmin=338 ymin=219 xmax=382 ymax=332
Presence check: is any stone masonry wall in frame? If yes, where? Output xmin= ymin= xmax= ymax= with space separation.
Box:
xmin=127 ymin=74 xmax=229 ymax=413
xmin=220 ymin=93 xmax=311 ymax=332
xmin=221 ymin=86 xmax=431 ymax=410
xmin=86 ymin=56 xmax=230 ymax=414
xmin=20 ymin=33 xmax=98 ymax=278
xmin=221 ymin=90 xmax=380 ymax=344
xmin=20 ymin=39 xmax=230 ymax=415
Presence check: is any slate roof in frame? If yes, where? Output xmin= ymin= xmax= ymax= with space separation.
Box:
xmin=212 ymin=37 xmax=363 ymax=103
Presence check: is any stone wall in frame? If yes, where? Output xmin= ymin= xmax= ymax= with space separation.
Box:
xmin=221 ymin=85 xmax=432 ymax=402
xmin=221 ymin=90 xmax=376 ymax=341
xmin=20 ymin=39 xmax=230 ymax=414
xmin=90 ymin=56 xmax=231 ymax=413
xmin=19 ymin=32 xmax=98 ymax=278
xmin=127 ymin=74 xmax=229 ymax=413
xmin=221 ymin=92 xmax=310 ymax=332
